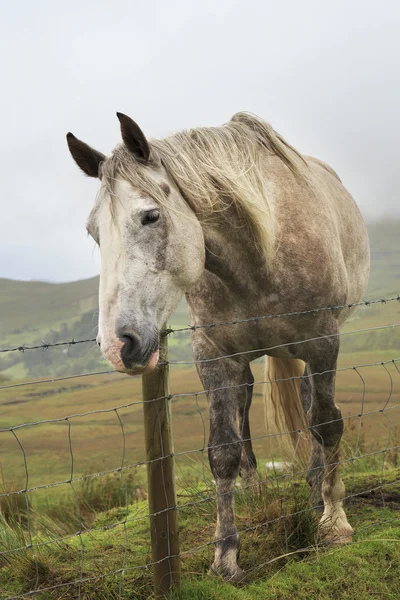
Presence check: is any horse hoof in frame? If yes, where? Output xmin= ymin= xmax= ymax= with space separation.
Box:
xmin=209 ymin=563 xmax=245 ymax=582
xmin=319 ymin=524 xmax=354 ymax=545
xmin=329 ymin=528 xmax=353 ymax=544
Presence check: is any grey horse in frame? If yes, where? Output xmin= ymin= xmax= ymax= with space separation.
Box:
xmin=67 ymin=112 xmax=370 ymax=580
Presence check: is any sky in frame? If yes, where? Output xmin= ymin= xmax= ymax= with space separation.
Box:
xmin=1 ymin=0 xmax=399 ymax=282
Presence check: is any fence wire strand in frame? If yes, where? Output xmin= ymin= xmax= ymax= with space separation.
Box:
xmin=1 ymin=294 xmax=399 ymax=354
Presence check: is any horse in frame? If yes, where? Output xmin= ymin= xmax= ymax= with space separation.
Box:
xmin=66 ymin=112 xmax=370 ymax=580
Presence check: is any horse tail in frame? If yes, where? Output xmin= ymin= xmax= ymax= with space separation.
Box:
xmin=263 ymin=356 xmax=310 ymax=469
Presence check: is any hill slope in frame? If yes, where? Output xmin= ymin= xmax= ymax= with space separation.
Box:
xmin=0 ymin=220 xmax=399 ymax=379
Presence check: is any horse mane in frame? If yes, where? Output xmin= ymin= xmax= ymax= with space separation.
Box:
xmin=101 ymin=112 xmax=309 ymax=268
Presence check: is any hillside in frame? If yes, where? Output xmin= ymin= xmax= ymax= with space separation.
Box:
xmin=0 ymin=278 xmax=192 ymax=379
xmin=0 ymin=219 xmax=399 ymax=379
xmin=365 ymin=219 xmax=400 ymax=297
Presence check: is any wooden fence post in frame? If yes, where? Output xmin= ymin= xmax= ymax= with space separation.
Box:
xmin=142 ymin=333 xmax=181 ymax=598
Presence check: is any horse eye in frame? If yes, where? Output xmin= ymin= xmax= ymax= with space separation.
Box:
xmin=142 ymin=209 xmax=160 ymax=225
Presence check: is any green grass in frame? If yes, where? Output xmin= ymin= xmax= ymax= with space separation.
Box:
xmin=180 ymin=531 xmax=400 ymax=600
xmin=0 ymin=468 xmax=400 ymax=599
xmin=178 ymin=530 xmax=400 ymax=599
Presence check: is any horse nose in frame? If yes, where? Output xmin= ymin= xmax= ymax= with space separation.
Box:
xmin=117 ymin=327 xmax=142 ymax=368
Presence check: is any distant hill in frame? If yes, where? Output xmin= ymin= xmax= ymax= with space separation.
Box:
xmin=365 ymin=220 xmax=400 ymax=297
xmin=0 ymin=277 xmax=99 ymax=343
xmin=1 ymin=220 xmax=399 ymax=380
xmin=0 ymin=275 xmax=192 ymax=379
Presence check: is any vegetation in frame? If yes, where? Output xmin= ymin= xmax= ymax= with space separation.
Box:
xmin=0 ymin=463 xmax=399 ymax=599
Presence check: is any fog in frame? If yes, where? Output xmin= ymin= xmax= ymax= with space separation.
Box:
xmin=1 ymin=0 xmax=399 ymax=281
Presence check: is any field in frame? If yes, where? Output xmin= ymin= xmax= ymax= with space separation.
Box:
xmin=1 ymin=219 xmax=400 ymax=598
xmin=1 ymin=354 xmax=400 ymax=489
xmin=1 ymin=335 xmax=400 ymax=598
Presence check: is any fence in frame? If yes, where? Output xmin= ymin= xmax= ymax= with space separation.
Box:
xmin=0 ymin=296 xmax=400 ymax=598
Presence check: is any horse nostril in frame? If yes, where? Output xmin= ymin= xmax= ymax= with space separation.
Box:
xmin=117 ymin=328 xmax=142 ymax=368
xmin=120 ymin=333 xmax=139 ymax=351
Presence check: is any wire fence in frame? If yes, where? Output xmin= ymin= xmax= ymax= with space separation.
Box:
xmin=1 ymin=296 xmax=400 ymax=598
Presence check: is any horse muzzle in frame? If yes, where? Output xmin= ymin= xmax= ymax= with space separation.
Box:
xmin=117 ymin=326 xmax=159 ymax=374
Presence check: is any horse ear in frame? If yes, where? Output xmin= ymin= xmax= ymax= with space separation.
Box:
xmin=66 ymin=133 xmax=106 ymax=178
xmin=116 ymin=112 xmax=150 ymax=162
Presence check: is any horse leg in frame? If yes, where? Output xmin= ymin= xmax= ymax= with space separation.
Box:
xmin=301 ymin=366 xmax=324 ymax=504
xmin=238 ymin=366 xmax=257 ymax=482
xmin=308 ymin=345 xmax=353 ymax=543
xmin=197 ymin=357 xmax=248 ymax=581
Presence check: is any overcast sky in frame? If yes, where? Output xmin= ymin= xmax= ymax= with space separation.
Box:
xmin=1 ymin=0 xmax=399 ymax=282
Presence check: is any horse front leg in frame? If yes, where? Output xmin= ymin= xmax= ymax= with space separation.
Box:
xmin=301 ymin=367 xmax=324 ymax=504
xmin=238 ymin=365 xmax=257 ymax=482
xmin=308 ymin=343 xmax=353 ymax=543
xmin=197 ymin=357 xmax=250 ymax=581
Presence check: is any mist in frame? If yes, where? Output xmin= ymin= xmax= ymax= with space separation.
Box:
xmin=1 ymin=0 xmax=399 ymax=281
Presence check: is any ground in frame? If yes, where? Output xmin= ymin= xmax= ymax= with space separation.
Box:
xmin=1 ymin=468 xmax=400 ymax=599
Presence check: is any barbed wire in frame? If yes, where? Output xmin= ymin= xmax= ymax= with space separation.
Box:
xmin=1 ymin=294 xmax=399 ymax=355
xmin=163 ymin=295 xmax=400 ymax=336
xmin=0 ymin=338 xmax=97 ymax=354
xmin=1 ymin=320 xmax=399 ymax=392
xmin=167 ymin=322 xmax=400 ymax=365
xmin=1 ymin=300 xmax=400 ymax=598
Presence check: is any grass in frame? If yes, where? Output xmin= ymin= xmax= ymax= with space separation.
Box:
xmin=0 ymin=465 xmax=400 ymax=599
xmin=178 ymin=531 xmax=400 ymax=599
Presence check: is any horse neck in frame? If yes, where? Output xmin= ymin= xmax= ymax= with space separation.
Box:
xmin=195 ymin=207 xmax=268 ymax=300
